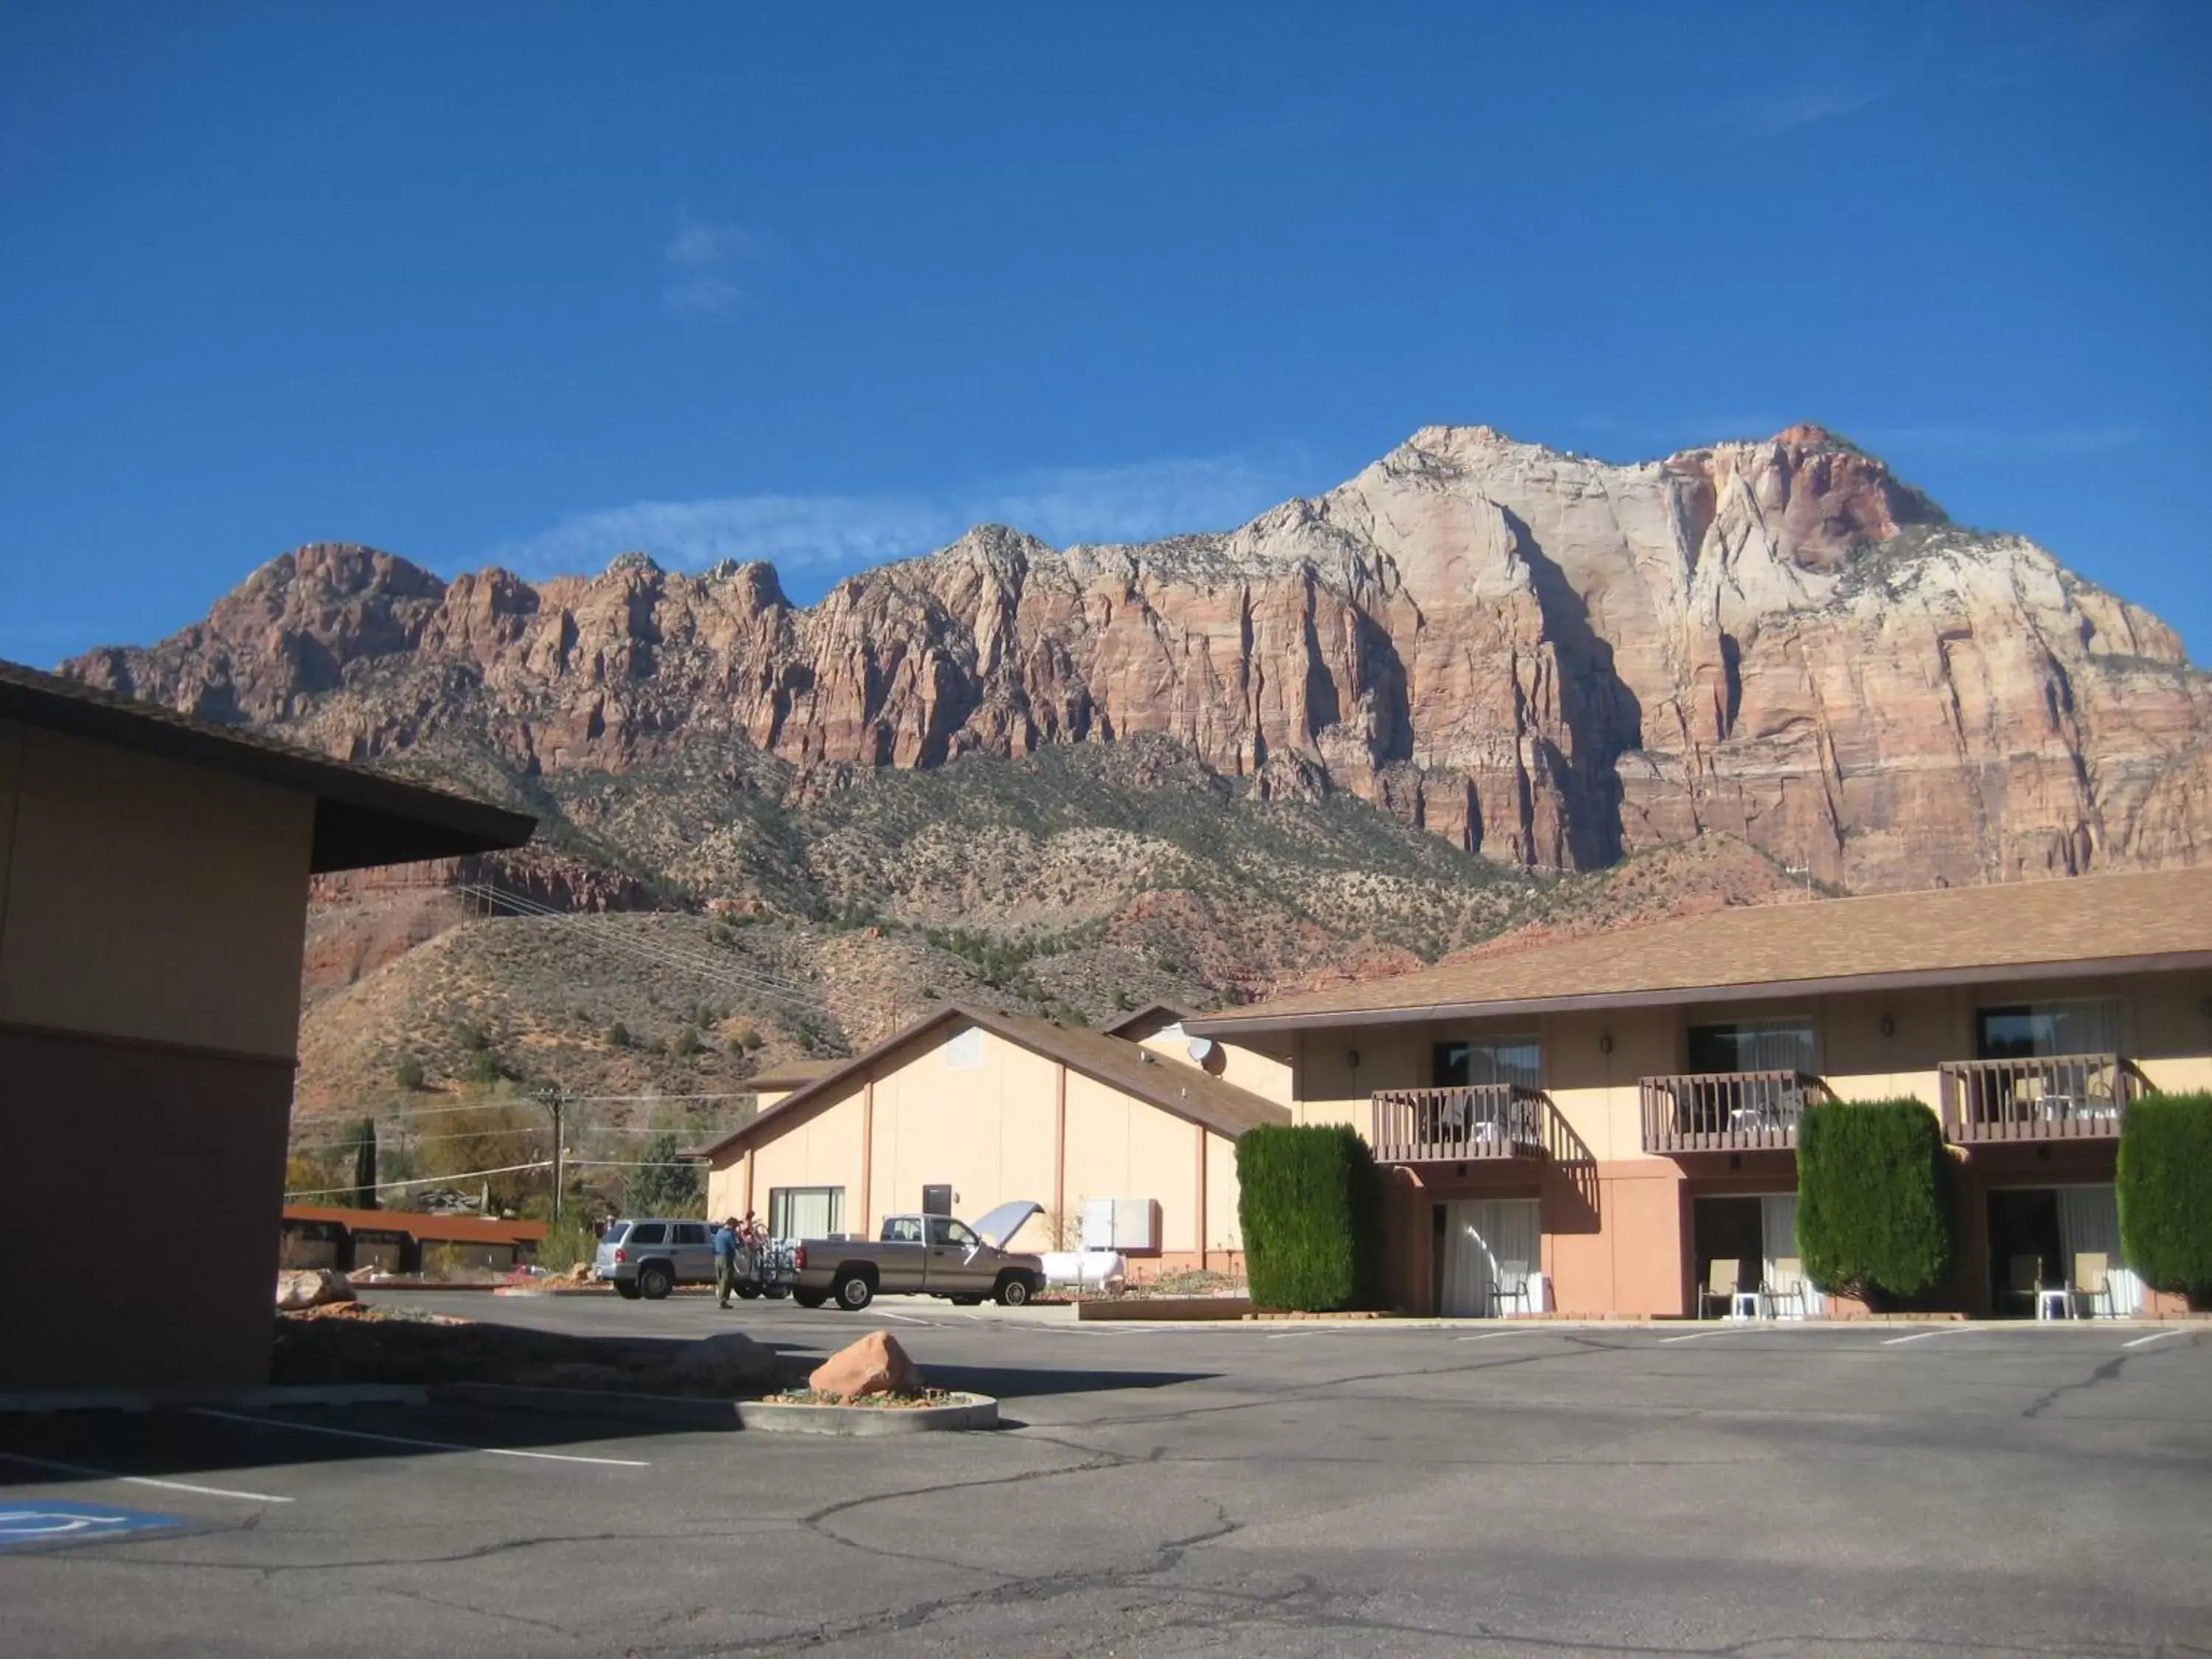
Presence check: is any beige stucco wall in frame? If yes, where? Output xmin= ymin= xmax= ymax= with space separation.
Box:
xmin=868 ymin=1027 xmax=1058 ymax=1231
xmin=0 ymin=723 xmax=316 ymax=1060
xmin=1204 ymin=1129 xmax=1243 ymax=1254
xmin=1062 ymin=1069 xmax=1206 ymax=1253
xmin=744 ymin=1088 xmax=866 ymax=1223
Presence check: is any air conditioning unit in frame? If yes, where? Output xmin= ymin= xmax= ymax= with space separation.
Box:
xmin=1079 ymin=1197 xmax=1160 ymax=1253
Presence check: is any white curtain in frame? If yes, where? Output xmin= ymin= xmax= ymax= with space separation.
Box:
xmin=2056 ymin=1186 xmax=2140 ymax=1316
xmin=772 ymin=1187 xmax=844 ymax=1240
xmin=1760 ymin=1194 xmax=1823 ymax=1317
xmin=1441 ymin=1200 xmax=1542 ymax=1317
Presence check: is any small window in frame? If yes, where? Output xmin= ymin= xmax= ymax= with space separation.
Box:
xmin=768 ymin=1186 xmax=845 ymax=1239
xmin=921 ymin=1183 xmax=953 ymax=1216
xmin=1433 ymin=1037 xmax=1540 ymax=1089
xmin=942 ymin=1026 xmax=984 ymax=1070
xmin=883 ymin=1217 xmax=924 ymax=1243
xmin=600 ymin=1221 xmax=630 ymax=1244
xmin=628 ymin=1222 xmax=668 ymax=1245
xmin=672 ymin=1223 xmax=708 ymax=1245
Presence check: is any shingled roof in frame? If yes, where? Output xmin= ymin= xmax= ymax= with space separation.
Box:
xmin=1184 ymin=866 xmax=2212 ymax=1034
xmin=688 ymin=1003 xmax=1290 ymax=1161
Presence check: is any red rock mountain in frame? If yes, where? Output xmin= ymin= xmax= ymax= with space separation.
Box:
xmin=67 ymin=424 xmax=2209 ymax=891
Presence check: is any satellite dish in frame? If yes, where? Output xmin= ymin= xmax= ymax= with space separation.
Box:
xmin=1187 ymin=1036 xmax=1217 ymax=1064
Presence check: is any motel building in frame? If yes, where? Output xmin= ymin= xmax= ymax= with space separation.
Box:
xmin=1183 ymin=866 xmax=2212 ymax=1321
xmin=694 ymin=1003 xmax=1290 ymax=1273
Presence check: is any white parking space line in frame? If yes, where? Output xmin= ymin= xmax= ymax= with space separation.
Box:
xmin=1453 ymin=1330 xmax=1548 ymax=1343
xmin=1658 ymin=1326 xmax=1764 ymax=1343
xmin=866 ymin=1310 xmax=934 ymax=1326
xmin=188 ymin=1409 xmax=650 ymax=1467
xmin=0 ymin=1450 xmax=295 ymax=1504
xmin=1882 ymin=1326 xmax=1975 ymax=1346
xmin=2124 ymin=1329 xmax=2185 ymax=1349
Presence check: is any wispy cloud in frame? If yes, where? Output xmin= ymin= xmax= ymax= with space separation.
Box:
xmin=661 ymin=212 xmax=782 ymax=318
xmin=1705 ymin=7 xmax=2149 ymax=136
xmin=489 ymin=453 xmax=1307 ymax=582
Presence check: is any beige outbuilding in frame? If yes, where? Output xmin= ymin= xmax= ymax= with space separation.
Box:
xmin=694 ymin=1004 xmax=1290 ymax=1273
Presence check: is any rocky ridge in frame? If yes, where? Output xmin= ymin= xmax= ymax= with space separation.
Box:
xmin=69 ymin=423 xmax=2208 ymax=892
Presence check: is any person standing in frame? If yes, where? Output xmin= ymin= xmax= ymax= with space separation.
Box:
xmin=712 ymin=1215 xmax=739 ymax=1307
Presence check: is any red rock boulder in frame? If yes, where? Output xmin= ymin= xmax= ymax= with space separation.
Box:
xmin=807 ymin=1332 xmax=922 ymax=1401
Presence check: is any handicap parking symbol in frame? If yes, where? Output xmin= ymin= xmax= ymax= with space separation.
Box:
xmin=0 ymin=1500 xmax=190 ymax=1555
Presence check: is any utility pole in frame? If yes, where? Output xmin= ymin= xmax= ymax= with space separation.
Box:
xmin=535 ymin=1084 xmax=568 ymax=1224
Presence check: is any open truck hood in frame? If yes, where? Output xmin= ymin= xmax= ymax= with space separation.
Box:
xmin=970 ymin=1200 xmax=1042 ymax=1251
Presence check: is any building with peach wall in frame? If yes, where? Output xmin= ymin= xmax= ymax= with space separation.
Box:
xmin=1186 ymin=867 xmax=2212 ymax=1321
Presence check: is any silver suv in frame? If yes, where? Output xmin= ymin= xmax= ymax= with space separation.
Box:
xmin=593 ymin=1218 xmax=715 ymax=1300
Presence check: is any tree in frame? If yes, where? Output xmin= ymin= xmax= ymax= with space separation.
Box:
xmin=2118 ymin=1092 xmax=2212 ymax=1306
xmin=606 ymin=1021 xmax=631 ymax=1049
xmin=1235 ymin=1124 xmax=1381 ymax=1311
xmin=394 ymin=1056 xmax=425 ymax=1091
xmin=623 ymin=1132 xmax=704 ymax=1218
xmin=349 ymin=1118 xmax=378 ymax=1210
xmin=1795 ymin=1100 xmax=1955 ymax=1305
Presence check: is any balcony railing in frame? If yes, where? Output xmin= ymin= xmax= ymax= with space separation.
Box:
xmin=1938 ymin=1054 xmax=2135 ymax=1144
xmin=1640 ymin=1071 xmax=1820 ymax=1154
xmin=1370 ymin=1085 xmax=1545 ymax=1163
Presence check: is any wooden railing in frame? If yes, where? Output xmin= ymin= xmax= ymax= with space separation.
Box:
xmin=1938 ymin=1054 xmax=2134 ymax=1144
xmin=1640 ymin=1071 xmax=1820 ymax=1154
xmin=1370 ymin=1085 xmax=1545 ymax=1163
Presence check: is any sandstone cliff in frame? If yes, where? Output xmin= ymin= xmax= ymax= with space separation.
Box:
xmin=66 ymin=424 xmax=2210 ymax=891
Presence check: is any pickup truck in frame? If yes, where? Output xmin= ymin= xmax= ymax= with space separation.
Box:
xmin=790 ymin=1200 xmax=1046 ymax=1311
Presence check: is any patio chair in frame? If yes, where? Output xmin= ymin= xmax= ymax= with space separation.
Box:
xmin=2005 ymin=1254 xmax=2042 ymax=1317
xmin=1489 ymin=1260 xmax=1532 ymax=1317
xmin=2071 ymin=1252 xmax=2111 ymax=1320
xmin=1697 ymin=1259 xmax=1739 ymax=1320
xmin=1763 ymin=1257 xmax=1807 ymax=1321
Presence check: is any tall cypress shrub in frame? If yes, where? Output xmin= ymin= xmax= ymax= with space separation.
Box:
xmin=1795 ymin=1099 xmax=1953 ymax=1305
xmin=1236 ymin=1124 xmax=1380 ymax=1311
xmin=350 ymin=1118 xmax=378 ymax=1211
xmin=2118 ymin=1093 xmax=2212 ymax=1304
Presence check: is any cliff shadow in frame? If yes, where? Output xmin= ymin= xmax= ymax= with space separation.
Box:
xmin=1498 ymin=506 xmax=1641 ymax=869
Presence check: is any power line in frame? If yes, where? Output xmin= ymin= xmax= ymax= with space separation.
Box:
xmin=284 ymin=1159 xmax=554 ymax=1201
xmin=566 ymin=1158 xmax=710 ymax=1169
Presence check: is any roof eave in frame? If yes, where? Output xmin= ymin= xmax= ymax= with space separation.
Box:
xmin=1183 ymin=947 xmax=2212 ymax=1037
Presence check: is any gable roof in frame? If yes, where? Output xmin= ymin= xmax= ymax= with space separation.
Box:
xmin=687 ymin=1003 xmax=1290 ymax=1161
xmin=1 ymin=658 xmax=536 ymax=872
xmin=1099 ymin=1001 xmax=1191 ymax=1038
xmin=1185 ymin=866 xmax=2212 ymax=1035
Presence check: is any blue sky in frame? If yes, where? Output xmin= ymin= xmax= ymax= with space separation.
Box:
xmin=2 ymin=1 xmax=2207 ymax=664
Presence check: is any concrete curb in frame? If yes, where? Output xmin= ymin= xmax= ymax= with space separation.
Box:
xmin=430 ymin=1382 xmax=999 ymax=1435
xmin=0 ymin=1384 xmax=428 ymax=1415
xmin=1077 ymin=1297 xmax=1253 ymax=1322
xmin=736 ymin=1394 xmax=999 ymax=1435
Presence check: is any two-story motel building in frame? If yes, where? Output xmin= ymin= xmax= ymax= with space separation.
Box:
xmin=1186 ymin=866 xmax=2212 ymax=1321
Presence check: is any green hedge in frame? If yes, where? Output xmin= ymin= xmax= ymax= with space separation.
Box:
xmin=1236 ymin=1124 xmax=1380 ymax=1311
xmin=2118 ymin=1093 xmax=2212 ymax=1300
xmin=1795 ymin=1099 xmax=1954 ymax=1304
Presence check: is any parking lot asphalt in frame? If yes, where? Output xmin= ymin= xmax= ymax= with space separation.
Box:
xmin=4 ymin=1293 xmax=2208 ymax=1658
